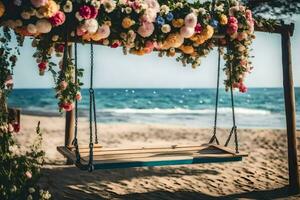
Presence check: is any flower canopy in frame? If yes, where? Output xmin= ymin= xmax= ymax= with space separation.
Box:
xmin=0 ymin=0 xmax=255 ymax=111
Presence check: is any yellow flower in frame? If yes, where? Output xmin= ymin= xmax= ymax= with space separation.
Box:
xmin=202 ymin=25 xmax=214 ymax=40
xmin=172 ymin=19 xmax=184 ymax=28
xmin=0 ymin=1 xmax=5 ymax=18
xmin=122 ymin=17 xmax=134 ymax=29
xmin=82 ymin=33 xmax=93 ymax=41
xmin=179 ymin=45 xmax=194 ymax=54
xmin=38 ymin=0 xmax=59 ymax=18
xmin=130 ymin=49 xmax=145 ymax=56
xmin=219 ymin=14 xmax=228 ymax=25
xmin=162 ymin=33 xmax=184 ymax=49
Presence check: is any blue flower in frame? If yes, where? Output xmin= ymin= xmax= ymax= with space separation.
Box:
xmin=156 ymin=16 xmax=165 ymax=26
xmin=210 ymin=20 xmax=219 ymax=28
xmin=166 ymin=13 xmax=174 ymax=21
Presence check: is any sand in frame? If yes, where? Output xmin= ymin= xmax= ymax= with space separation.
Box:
xmin=14 ymin=115 xmax=300 ymax=200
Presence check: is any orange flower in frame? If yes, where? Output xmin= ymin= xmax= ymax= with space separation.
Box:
xmin=219 ymin=14 xmax=228 ymax=25
xmin=179 ymin=45 xmax=194 ymax=54
xmin=122 ymin=17 xmax=134 ymax=29
xmin=172 ymin=19 xmax=184 ymax=28
xmin=0 ymin=1 xmax=5 ymax=18
xmin=38 ymin=0 xmax=59 ymax=18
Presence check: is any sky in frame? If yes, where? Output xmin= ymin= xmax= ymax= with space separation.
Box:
xmin=13 ymin=19 xmax=300 ymax=89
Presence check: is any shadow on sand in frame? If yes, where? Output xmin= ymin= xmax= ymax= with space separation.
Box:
xmin=40 ymin=166 xmax=299 ymax=200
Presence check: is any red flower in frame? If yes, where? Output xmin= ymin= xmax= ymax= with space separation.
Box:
xmin=55 ymin=44 xmax=65 ymax=53
xmin=49 ymin=11 xmax=66 ymax=26
xmin=194 ymin=23 xmax=202 ymax=33
xmin=79 ymin=5 xmax=92 ymax=19
xmin=60 ymin=102 xmax=75 ymax=111
xmin=90 ymin=6 xmax=99 ymax=19
xmin=38 ymin=62 xmax=47 ymax=71
xmin=111 ymin=41 xmax=121 ymax=48
xmin=13 ymin=123 xmax=20 ymax=133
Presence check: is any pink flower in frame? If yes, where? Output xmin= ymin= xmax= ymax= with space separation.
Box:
xmin=76 ymin=26 xmax=87 ymax=36
xmin=31 ymin=0 xmax=48 ymax=8
xmin=180 ymin=26 xmax=194 ymax=38
xmin=5 ymin=75 xmax=13 ymax=88
xmin=25 ymin=171 xmax=32 ymax=179
xmin=96 ymin=24 xmax=110 ymax=39
xmin=144 ymin=0 xmax=160 ymax=13
xmin=8 ymin=123 xmax=14 ymax=133
xmin=60 ymin=81 xmax=68 ymax=90
xmin=61 ymin=102 xmax=75 ymax=111
xmin=79 ymin=5 xmax=92 ymax=19
xmin=76 ymin=92 xmax=82 ymax=101
xmin=49 ymin=11 xmax=65 ymax=27
xmin=227 ymin=17 xmax=238 ymax=35
xmin=144 ymin=41 xmax=155 ymax=53
xmin=111 ymin=40 xmax=121 ymax=48
xmin=141 ymin=9 xmax=157 ymax=23
xmin=194 ymin=23 xmax=202 ymax=33
xmin=38 ymin=62 xmax=47 ymax=71
xmin=228 ymin=16 xmax=238 ymax=25
xmin=245 ymin=10 xmax=252 ymax=20
xmin=184 ymin=13 xmax=197 ymax=28
xmin=137 ymin=22 xmax=154 ymax=38
xmin=239 ymin=83 xmax=247 ymax=93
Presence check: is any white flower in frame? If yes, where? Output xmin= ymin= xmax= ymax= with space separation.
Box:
xmin=75 ymin=12 xmax=83 ymax=21
xmin=27 ymin=195 xmax=33 ymax=200
xmin=125 ymin=7 xmax=132 ymax=14
xmin=118 ymin=0 xmax=127 ymax=5
xmin=36 ymin=19 xmax=52 ymax=33
xmin=63 ymin=1 xmax=73 ymax=13
xmin=184 ymin=13 xmax=197 ymax=28
xmin=27 ymin=24 xmax=37 ymax=34
xmin=175 ymin=2 xmax=183 ymax=8
xmin=103 ymin=39 xmax=110 ymax=46
xmin=161 ymin=24 xmax=171 ymax=33
xmin=14 ymin=0 xmax=22 ymax=6
xmin=52 ymin=35 xmax=59 ymax=41
xmin=198 ymin=8 xmax=206 ymax=15
xmin=160 ymin=5 xmax=169 ymax=14
xmin=21 ymin=11 xmax=31 ymax=20
xmin=103 ymin=0 xmax=116 ymax=13
xmin=83 ymin=19 xmax=99 ymax=34
xmin=28 ymin=187 xmax=35 ymax=194
xmin=215 ymin=4 xmax=224 ymax=12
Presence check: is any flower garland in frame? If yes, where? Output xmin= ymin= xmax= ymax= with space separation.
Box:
xmin=0 ymin=0 xmax=255 ymax=111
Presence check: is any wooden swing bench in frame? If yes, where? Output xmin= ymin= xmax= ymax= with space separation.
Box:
xmin=57 ymin=144 xmax=247 ymax=170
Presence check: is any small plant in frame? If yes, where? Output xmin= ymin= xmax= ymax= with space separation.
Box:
xmin=0 ymin=122 xmax=52 ymax=200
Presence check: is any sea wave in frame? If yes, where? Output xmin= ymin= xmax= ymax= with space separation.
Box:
xmin=101 ymin=107 xmax=271 ymax=115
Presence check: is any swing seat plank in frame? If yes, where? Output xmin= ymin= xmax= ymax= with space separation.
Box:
xmin=57 ymin=144 xmax=247 ymax=170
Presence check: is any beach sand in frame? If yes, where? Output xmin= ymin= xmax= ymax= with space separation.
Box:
xmin=15 ymin=115 xmax=300 ymax=200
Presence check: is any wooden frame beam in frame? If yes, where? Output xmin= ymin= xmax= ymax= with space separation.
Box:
xmin=281 ymin=23 xmax=299 ymax=193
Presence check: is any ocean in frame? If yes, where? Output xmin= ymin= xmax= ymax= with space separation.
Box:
xmin=8 ymin=88 xmax=300 ymax=129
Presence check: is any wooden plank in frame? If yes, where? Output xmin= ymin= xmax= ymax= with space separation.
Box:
xmin=57 ymin=146 xmax=246 ymax=170
xmin=281 ymin=27 xmax=300 ymax=193
xmin=74 ymin=145 xmax=232 ymax=157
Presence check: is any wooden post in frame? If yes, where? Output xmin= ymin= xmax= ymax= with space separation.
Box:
xmin=281 ymin=23 xmax=300 ymax=193
xmin=65 ymin=44 xmax=75 ymax=164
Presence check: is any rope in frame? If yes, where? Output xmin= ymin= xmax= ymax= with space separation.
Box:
xmin=224 ymin=46 xmax=239 ymax=153
xmin=72 ymin=42 xmax=81 ymax=163
xmin=88 ymin=43 xmax=95 ymax=172
xmin=90 ymin=44 xmax=99 ymax=144
xmin=209 ymin=43 xmax=221 ymax=145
